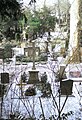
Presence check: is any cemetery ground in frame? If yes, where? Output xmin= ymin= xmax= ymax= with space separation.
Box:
xmin=0 ymin=58 xmax=82 ymax=119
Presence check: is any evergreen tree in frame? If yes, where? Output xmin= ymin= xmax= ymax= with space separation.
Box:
xmin=0 ymin=0 xmax=21 ymax=20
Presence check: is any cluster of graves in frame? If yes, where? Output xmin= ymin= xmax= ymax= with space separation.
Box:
xmin=0 ymin=44 xmax=82 ymax=119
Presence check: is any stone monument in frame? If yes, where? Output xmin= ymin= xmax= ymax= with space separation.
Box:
xmin=28 ymin=41 xmax=39 ymax=84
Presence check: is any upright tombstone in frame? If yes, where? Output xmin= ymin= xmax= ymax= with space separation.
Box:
xmin=60 ymin=79 xmax=73 ymax=95
xmin=1 ymin=73 xmax=9 ymax=84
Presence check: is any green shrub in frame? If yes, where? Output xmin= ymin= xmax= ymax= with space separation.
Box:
xmin=39 ymin=53 xmax=47 ymax=61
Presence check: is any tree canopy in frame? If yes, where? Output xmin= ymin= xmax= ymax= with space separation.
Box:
xmin=0 ymin=0 xmax=23 ymax=41
xmin=0 ymin=0 xmax=21 ymax=20
xmin=25 ymin=5 xmax=56 ymax=40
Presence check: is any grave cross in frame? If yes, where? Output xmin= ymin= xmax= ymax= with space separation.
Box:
xmin=27 ymin=41 xmax=40 ymax=84
xmin=32 ymin=41 xmax=36 ymax=70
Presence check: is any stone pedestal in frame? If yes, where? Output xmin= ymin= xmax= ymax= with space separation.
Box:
xmin=28 ymin=70 xmax=39 ymax=84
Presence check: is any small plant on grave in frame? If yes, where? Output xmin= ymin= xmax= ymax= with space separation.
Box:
xmin=40 ymin=72 xmax=47 ymax=84
xmin=39 ymin=53 xmax=48 ymax=61
xmin=25 ymin=86 xmax=36 ymax=96
xmin=41 ymin=82 xmax=52 ymax=97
